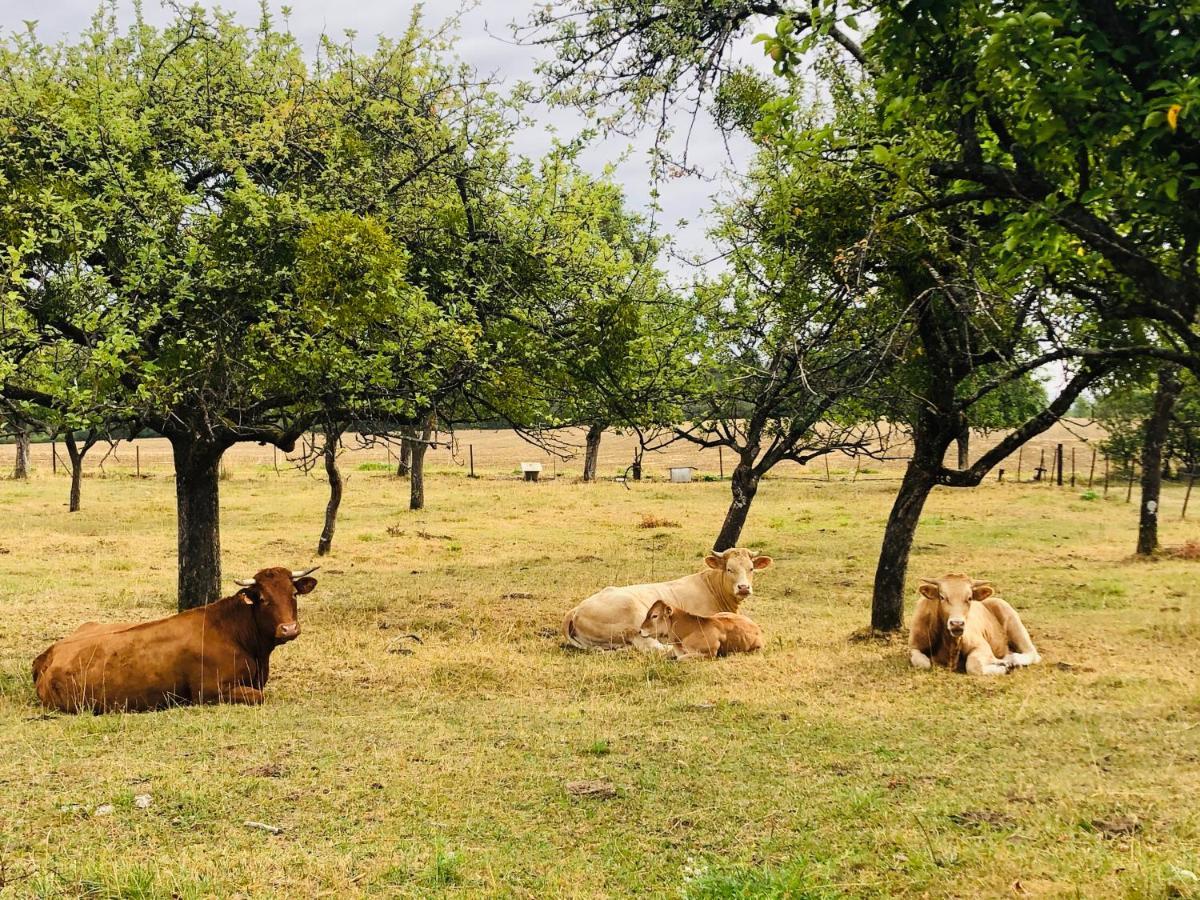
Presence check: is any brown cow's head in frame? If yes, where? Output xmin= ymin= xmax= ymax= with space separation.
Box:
xmin=639 ymin=600 xmax=675 ymax=641
xmin=704 ymin=548 xmax=772 ymax=600
xmin=918 ymin=574 xmax=994 ymax=638
xmin=234 ymin=567 xmax=318 ymax=644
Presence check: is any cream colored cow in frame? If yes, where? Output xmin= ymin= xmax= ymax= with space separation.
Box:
xmin=909 ymin=574 xmax=1040 ymax=675
xmin=562 ymin=548 xmax=772 ymax=651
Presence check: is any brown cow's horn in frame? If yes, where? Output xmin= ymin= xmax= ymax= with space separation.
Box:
xmin=234 ymin=578 xmax=256 ymax=587
xmin=291 ymin=566 xmax=319 ymax=579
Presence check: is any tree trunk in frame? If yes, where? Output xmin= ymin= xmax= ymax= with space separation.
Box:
xmin=955 ymin=424 xmax=970 ymax=470
xmin=64 ymin=433 xmax=84 ymax=512
xmin=1137 ymin=367 xmax=1182 ymax=556
xmin=13 ymin=426 xmax=30 ymax=479
xmin=172 ymin=438 xmax=224 ymax=610
xmin=870 ymin=460 xmax=937 ymax=632
xmin=582 ymin=422 xmax=604 ymax=482
xmin=409 ymin=415 xmax=433 ymax=511
xmin=317 ymin=428 xmax=344 ymax=556
xmin=396 ymin=430 xmax=412 ymax=477
xmin=713 ymin=460 xmax=760 ymax=551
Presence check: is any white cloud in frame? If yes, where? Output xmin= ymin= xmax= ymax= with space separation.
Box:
xmin=1 ymin=0 xmax=766 ymax=282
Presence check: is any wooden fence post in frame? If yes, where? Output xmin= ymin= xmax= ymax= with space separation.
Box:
xmin=718 ymin=446 xmax=724 ymax=480
xmin=1183 ymin=472 xmax=1195 ymax=520
xmin=1070 ymin=447 xmax=1076 ymax=487
xmin=1103 ymin=455 xmax=1110 ymax=497
xmin=1016 ymin=447 xmax=1023 ymax=482
xmin=1125 ymin=459 xmax=1135 ymax=502
xmin=1056 ymin=444 xmax=1064 ymax=486
xmin=52 ymin=440 xmax=56 ymax=474
xmin=136 ymin=445 xmax=140 ymax=478
xmin=469 ymin=444 xmax=475 ymax=479
xmin=1087 ymin=448 xmax=1096 ymax=488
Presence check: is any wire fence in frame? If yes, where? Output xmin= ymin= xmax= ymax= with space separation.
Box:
xmin=5 ymin=423 xmax=1197 ymax=518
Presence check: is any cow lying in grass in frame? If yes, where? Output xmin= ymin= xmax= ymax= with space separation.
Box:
xmin=562 ymin=547 xmax=772 ymax=651
xmin=909 ymin=574 xmax=1040 ymax=675
xmin=32 ymin=567 xmax=316 ymax=712
xmin=638 ymin=600 xmax=763 ymax=660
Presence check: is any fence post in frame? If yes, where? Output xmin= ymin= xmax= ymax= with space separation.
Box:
xmin=469 ymin=444 xmax=475 ymax=479
xmin=1125 ymin=459 xmax=1135 ymax=502
xmin=824 ymin=454 xmax=831 ymax=482
xmin=274 ymin=446 xmax=279 ymax=477
xmin=136 ymin=445 xmax=140 ymax=478
xmin=1016 ymin=447 xmax=1023 ymax=482
xmin=718 ymin=446 xmax=724 ymax=480
xmin=1056 ymin=444 xmax=1064 ymax=486
xmin=1182 ymin=472 xmax=1195 ymax=520
xmin=1103 ymin=455 xmax=1110 ymax=497
xmin=1070 ymin=447 xmax=1076 ymax=488
xmin=1087 ymin=448 xmax=1096 ymax=488
xmin=52 ymin=440 xmax=57 ymax=475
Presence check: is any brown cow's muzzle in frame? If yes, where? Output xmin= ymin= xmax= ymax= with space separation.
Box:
xmin=276 ymin=622 xmax=300 ymax=642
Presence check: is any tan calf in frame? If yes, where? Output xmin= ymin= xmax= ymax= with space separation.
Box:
xmin=909 ymin=574 xmax=1040 ymax=676
xmin=638 ymin=600 xmax=764 ymax=660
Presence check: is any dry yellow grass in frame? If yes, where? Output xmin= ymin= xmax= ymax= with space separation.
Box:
xmin=0 ymin=436 xmax=1198 ymax=898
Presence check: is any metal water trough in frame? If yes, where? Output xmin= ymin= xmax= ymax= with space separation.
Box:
xmin=669 ymin=466 xmax=696 ymax=483
xmin=521 ymin=461 xmax=543 ymax=482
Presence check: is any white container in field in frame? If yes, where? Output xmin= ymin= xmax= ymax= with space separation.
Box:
xmin=521 ymin=461 xmax=543 ymax=482
xmin=669 ymin=467 xmax=695 ymax=483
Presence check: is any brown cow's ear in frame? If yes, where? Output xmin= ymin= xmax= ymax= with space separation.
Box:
xmin=971 ymin=583 xmax=995 ymax=602
xmin=704 ymin=552 xmax=724 ymax=570
xmin=293 ymin=577 xmax=318 ymax=595
xmin=752 ymin=555 xmax=773 ymax=570
xmin=918 ymin=582 xmax=941 ymax=601
xmin=239 ymin=587 xmax=260 ymax=605
xmin=662 ymin=604 xmax=675 ymax=617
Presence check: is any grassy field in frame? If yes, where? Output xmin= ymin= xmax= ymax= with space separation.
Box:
xmin=1 ymin=448 xmax=1198 ymax=898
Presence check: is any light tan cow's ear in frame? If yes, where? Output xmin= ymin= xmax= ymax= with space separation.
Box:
xmin=971 ymin=582 xmax=995 ymax=602
xmin=918 ymin=581 xmax=941 ymax=601
xmin=704 ymin=552 xmax=724 ymax=570
xmin=662 ymin=604 xmax=675 ymax=617
xmin=752 ymin=555 xmax=773 ymax=570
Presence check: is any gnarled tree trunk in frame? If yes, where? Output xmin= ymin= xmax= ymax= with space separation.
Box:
xmin=582 ymin=422 xmax=605 ymax=482
xmin=317 ymin=427 xmax=344 ymax=556
xmin=396 ymin=429 xmax=412 ymax=477
xmin=870 ymin=461 xmax=937 ymax=632
xmin=955 ymin=423 xmax=970 ymax=470
xmin=713 ymin=458 xmax=759 ymax=551
xmin=63 ymin=431 xmax=95 ymax=512
xmin=172 ymin=437 xmax=224 ymax=610
xmin=1137 ymin=367 xmax=1182 ymax=556
xmin=410 ymin=414 xmax=434 ymax=511
xmin=13 ymin=425 xmax=31 ymax=479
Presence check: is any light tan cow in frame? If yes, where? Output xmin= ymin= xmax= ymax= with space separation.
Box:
xmin=638 ymin=600 xmax=764 ymax=660
xmin=909 ymin=573 xmax=1040 ymax=676
xmin=562 ymin=547 xmax=772 ymax=651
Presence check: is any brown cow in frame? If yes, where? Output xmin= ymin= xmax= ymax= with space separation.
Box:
xmin=638 ymin=600 xmax=764 ymax=660
xmin=909 ymin=574 xmax=1040 ymax=676
xmin=32 ymin=567 xmax=316 ymax=712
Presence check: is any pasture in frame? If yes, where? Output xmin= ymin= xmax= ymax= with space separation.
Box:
xmin=1 ymin=440 xmax=1198 ymax=898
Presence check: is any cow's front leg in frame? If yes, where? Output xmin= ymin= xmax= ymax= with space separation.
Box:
xmin=1002 ymin=651 xmax=1039 ymax=668
xmin=225 ymin=685 xmax=265 ymax=705
xmin=965 ymin=648 xmax=1011 ymax=676
xmin=631 ymin=634 xmax=670 ymax=655
xmin=909 ymin=649 xmax=932 ymax=670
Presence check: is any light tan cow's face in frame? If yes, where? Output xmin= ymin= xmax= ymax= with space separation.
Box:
xmin=705 ymin=548 xmax=773 ymax=599
xmin=918 ymin=574 xmax=994 ymax=638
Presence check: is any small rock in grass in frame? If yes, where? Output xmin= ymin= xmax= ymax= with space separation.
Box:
xmin=134 ymin=794 xmax=152 ymax=809
xmin=94 ymin=804 xmax=115 ymax=816
xmin=244 ymin=821 xmax=283 ymax=835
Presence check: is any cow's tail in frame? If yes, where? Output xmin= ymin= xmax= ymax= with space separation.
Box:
xmin=562 ymin=609 xmax=588 ymax=650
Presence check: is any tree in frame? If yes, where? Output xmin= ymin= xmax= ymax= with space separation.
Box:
xmin=0 ymin=8 xmax=499 ymax=608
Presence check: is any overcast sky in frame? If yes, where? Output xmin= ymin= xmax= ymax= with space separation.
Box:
xmin=0 ymin=0 xmax=763 ymax=281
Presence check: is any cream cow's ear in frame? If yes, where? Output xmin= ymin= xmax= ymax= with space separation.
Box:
xmin=704 ymin=552 xmax=724 ymax=570
xmin=752 ymin=555 xmax=773 ymax=570
xmin=918 ymin=580 xmax=941 ymax=601
xmin=971 ymin=581 xmax=995 ymax=602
